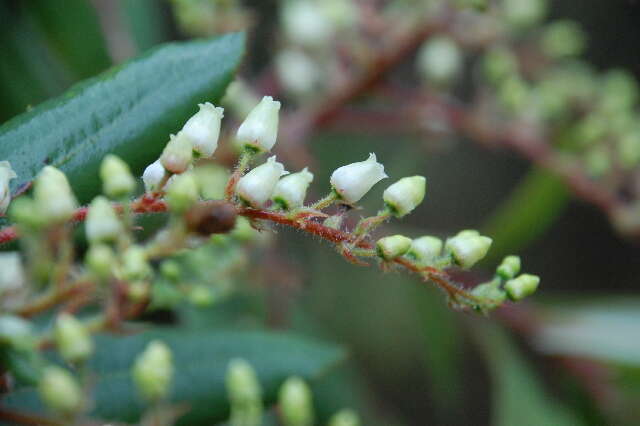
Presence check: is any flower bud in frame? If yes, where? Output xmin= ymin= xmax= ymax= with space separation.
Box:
xmin=182 ymin=102 xmax=224 ymax=157
xmin=85 ymin=244 xmax=115 ymax=278
xmin=226 ymin=358 xmax=262 ymax=405
xmin=445 ymin=231 xmax=492 ymax=269
xmin=195 ymin=164 xmax=229 ymax=200
xmin=417 ymin=36 xmax=462 ymax=86
xmin=38 ymin=366 xmax=83 ymax=414
xmin=496 ymin=255 xmax=521 ymax=280
xmin=618 ymin=132 xmax=640 ymax=169
xmin=34 ymin=166 xmax=77 ymax=223
xmin=471 ymin=280 xmax=506 ymax=311
xmin=0 ymin=252 xmax=25 ymax=294
xmin=121 ymin=246 xmax=151 ymax=281
xmin=0 ymin=161 xmax=17 ymax=214
xmin=330 ymin=153 xmax=388 ymax=204
xmin=54 ymin=313 xmax=93 ymax=363
xmin=279 ymin=376 xmax=314 ymax=426
xmin=276 ymin=50 xmax=320 ymax=96
xmin=273 ymin=167 xmax=314 ymax=210
xmin=160 ymin=132 xmax=193 ymax=174
xmin=100 ymin=155 xmax=136 ymax=199
xmin=329 ymin=409 xmax=360 ymax=426
xmin=376 ymin=235 xmax=412 ymax=261
xmin=166 ymin=172 xmax=200 ymax=213
xmin=9 ymin=197 xmax=46 ymax=229
xmin=236 ymin=156 xmax=288 ymax=208
xmin=132 ymin=340 xmax=174 ymax=401
xmin=503 ymin=0 xmax=547 ymax=29
xmin=236 ymin=96 xmax=281 ymax=152
xmin=142 ymin=160 xmax=167 ymax=193
xmin=0 ymin=315 xmax=33 ymax=346
xmin=85 ymin=196 xmax=122 ymax=244
xmin=505 ymin=274 xmax=540 ymax=301
xmin=281 ymin=0 xmax=333 ymax=48
xmin=541 ymin=20 xmax=586 ymax=59
xmin=383 ymin=176 xmax=426 ymax=218
xmin=483 ymin=47 xmax=518 ymax=85
xmin=406 ymin=236 xmax=443 ymax=263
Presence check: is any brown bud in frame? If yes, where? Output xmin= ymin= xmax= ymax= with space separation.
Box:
xmin=184 ymin=201 xmax=237 ymax=236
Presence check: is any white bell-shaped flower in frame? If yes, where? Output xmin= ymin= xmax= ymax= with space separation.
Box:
xmin=272 ymin=167 xmax=314 ymax=210
xmin=181 ymin=102 xmax=224 ymax=157
xmin=330 ymin=153 xmax=387 ymax=203
xmin=34 ymin=166 xmax=78 ymax=223
xmin=160 ymin=132 xmax=193 ymax=174
xmin=236 ymin=96 xmax=281 ymax=152
xmin=445 ymin=230 xmax=493 ymax=269
xmin=142 ymin=160 xmax=167 ymax=193
xmin=85 ymin=196 xmax=122 ymax=243
xmin=383 ymin=176 xmax=426 ymax=217
xmin=236 ymin=156 xmax=288 ymax=208
xmin=0 ymin=161 xmax=17 ymax=214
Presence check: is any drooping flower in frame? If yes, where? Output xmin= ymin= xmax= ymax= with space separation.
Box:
xmin=236 ymin=156 xmax=288 ymax=208
xmin=330 ymin=153 xmax=387 ymax=203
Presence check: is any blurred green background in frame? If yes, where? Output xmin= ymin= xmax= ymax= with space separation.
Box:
xmin=2 ymin=1 xmax=640 ymax=425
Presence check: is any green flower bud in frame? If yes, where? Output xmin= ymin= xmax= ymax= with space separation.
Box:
xmin=618 ymin=131 xmax=640 ymax=169
xmin=85 ymin=244 xmax=115 ymax=278
xmin=496 ymin=255 xmax=521 ymax=280
xmin=406 ymin=236 xmax=443 ymax=263
xmin=383 ymin=176 xmax=426 ymax=218
xmin=541 ymin=20 xmax=586 ymax=59
xmin=38 ymin=366 xmax=83 ymax=414
xmin=505 ymin=274 xmax=540 ymax=300
xmin=499 ymin=76 xmax=530 ymax=113
xmin=376 ymin=235 xmax=412 ymax=261
xmin=279 ymin=376 xmax=314 ymax=426
xmin=132 ymin=340 xmax=174 ymax=401
xmin=121 ymin=246 xmax=152 ymax=281
xmin=188 ymin=285 xmax=214 ymax=307
xmin=226 ymin=358 xmax=263 ymax=426
xmin=600 ymin=70 xmax=638 ymax=113
xmin=471 ymin=280 xmax=506 ymax=311
xmin=483 ymin=46 xmax=518 ymax=85
xmin=194 ymin=164 xmax=230 ymax=200
xmin=445 ymin=231 xmax=492 ymax=269
xmin=160 ymin=260 xmax=181 ymax=282
xmin=85 ymin=196 xmax=122 ymax=244
xmin=9 ymin=197 xmax=46 ymax=230
xmin=166 ymin=172 xmax=200 ymax=213
xmin=329 ymin=409 xmax=360 ymax=426
xmin=417 ymin=36 xmax=462 ymax=86
xmin=160 ymin=132 xmax=193 ymax=174
xmin=503 ymin=0 xmax=547 ymax=29
xmin=54 ymin=314 xmax=93 ymax=363
xmin=100 ymin=154 xmax=136 ymax=199
xmin=33 ymin=166 xmax=77 ymax=223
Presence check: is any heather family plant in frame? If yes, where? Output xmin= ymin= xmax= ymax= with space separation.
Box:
xmin=1 ymin=0 xmax=640 ymax=425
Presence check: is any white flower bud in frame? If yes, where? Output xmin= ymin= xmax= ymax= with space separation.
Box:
xmin=330 ymin=153 xmax=388 ymax=204
xmin=182 ymin=102 xmax=224 ymax=157
xmin=85 ymin=244 xmax=115 ymax=278
xmin=376 ymin=235 xmax=412 ymax=261
xmin=276 ymin=50 xmax=320 ymax=96
xmin=54 ymin=313 xmax=93 ymax=363
xmin=383 ymin=176 xmax=426 ymax=217
xmin=279 ymin=376 xmax=314 ymax=426
xmin=272 ymin=167 xmax=314 ymax=210
xmin=142 ymin=160 xmax=167 ymax=193
xmin=166 ymin=172 xmax=199 ymax=213
xmin=0 ymin=161 xmax=17 ymax=214
xmin=329 ymin=409 xmax=360 ymax=426
xmin=85 ymin=196 xmax=122 ymax=244
xmin=100 ymin=155 xmax=136 ymax=199
xmin=496 ymin=255 xmax=521 ymax=280
xmin=0 ymin=252 xmax=25 ymax=293
xmin=445 ymin=231 xmax=493 ymax=269
xmin=417 ymin=36 xmax=462 ymax=86
xmin=236 ymin=156 xmax=288 ymax=208
xmin=121 ymin=246 xmax=151 ymax=281
xmin=132 ymin=340 xmax=174 ymax=401
xmin=39 ymin=366 xmax=83 ymax=414
xmin=160 ymin=132 xmax=193 ymax=174
xmin=407 ymin=236 xmax=443 ymax=263
xmin=281 ymin=0 xmax=333 ymax=48
xmin=34 ymin=166 xmax=77 ymax=223
xmin=226 ymin=358 xmax=262 ymax=404
xmin=505 ymin=274 xmax=540 ymax=301
xmin=236 ymin=96 xmax=281 ymax=152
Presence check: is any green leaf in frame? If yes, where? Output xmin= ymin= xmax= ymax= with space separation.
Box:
xmin=473 ymin=322 xmax=582 ymax=426
xmin=534 ymin=297 xmax=640 ymax=367
xmin=2 ymin=329 xmax=344 ymax=425
xmin=0 ymin=32 xmax=244 ymax=204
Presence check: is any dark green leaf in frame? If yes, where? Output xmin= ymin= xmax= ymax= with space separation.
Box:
xmin=0 ymin=32 xmax=244 ymax=204
xmin=2 ymin=328 xmax=344 ymax=425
